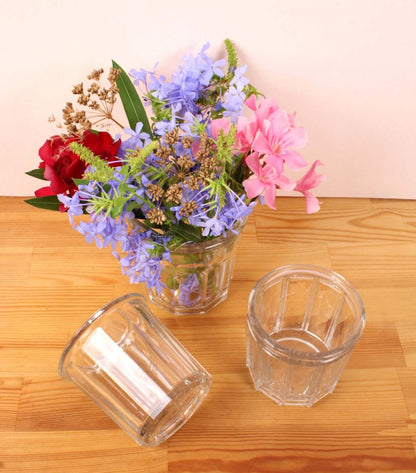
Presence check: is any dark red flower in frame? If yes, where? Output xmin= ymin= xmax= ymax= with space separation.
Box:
xmin=35 ymin=135 xmax=84 ymax=197
xmin=34 ymin=131 xmax=122 ymax=200
xmin=83 ymin=130 xmax=121 ymax=167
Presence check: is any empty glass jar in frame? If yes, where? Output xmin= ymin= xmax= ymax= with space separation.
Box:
xmin=59 ymin=293 xmax=211 ymax=446
xmin=246 ymin=265 xmax=365 ymax=406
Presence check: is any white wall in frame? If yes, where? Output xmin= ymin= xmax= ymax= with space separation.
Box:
xmin=1 ymin=0 xmax=415 ymax=198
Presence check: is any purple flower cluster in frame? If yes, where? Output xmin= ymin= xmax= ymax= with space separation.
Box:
xmin=114 ymin=224 xmax=171 ymax=292
xmin=117 ymin=122 xmax=152 ymax=158
xmin=131 ymin=43 xmax=226 ymax=117
xmin=222 ymin=65 xmax=250 ymax=123
xmin=177 ymin=273 xmax=201 ymax=306
xmin=59 ymin=184 xmax=170 ymax=292
xmin=188 ymin=189 xmax=256 ymax=237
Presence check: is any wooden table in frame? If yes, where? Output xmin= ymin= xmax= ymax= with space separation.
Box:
xmin=1 ymin=196 xmax=415 ymax=472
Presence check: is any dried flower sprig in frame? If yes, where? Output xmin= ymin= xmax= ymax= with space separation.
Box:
xmin=62 ymin=67 xmax=123 ymax=135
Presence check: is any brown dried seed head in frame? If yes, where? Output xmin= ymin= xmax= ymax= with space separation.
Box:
xmin=108 ymin=67 xmax=121 ymax=84
xmin=198 ymin=132 xmax=213 ymax=154
xmin=63 ymin=102 xmax=74 ymax=114
xmin=87 ymin=68 xmax=104 ymax=80
xmin=72 ymin=83 xmax=84 ymax=95
xmin=185 ymin=175 xmax=201 ymax=191
xmin=200 ymin=156 xmax=216 ymax=170
xmin=155 ymin=145 xmax=171 ymax=160
xmin=77 ymin=94 xmax=90 ymax=106
xmin=74 ymin=111 xmax=86 ymax=121
xmin=97 ymin=88 xmax=109 ymax=100
xmin=176 ymin=155 xmax=193 ymax=170
xmin=146 ymin=184 xmax=164 ymax=202
xmin=194 ymin=149 xmax=209 ymax=162
xmin=67 ymin=123 xmax=78 ymax=134
xmin=165 ymin=184 xmax=182 ymax=203
xmin=164 ymin=128 xmax=180 ymax=146
xmin=181 ymin=136 xmax=194 ymax=149
xmin=88 ymin=82 xmax=100 ymax=94
xmin=81 ymin=119 xmax=92 ymax=130
xmin=147 ymin=208 xmax=167 ymax=225
xmin=88 ymin=100 xmax=100 ymax=110
xmin=178 ymin=201 xmax=197 ymax=217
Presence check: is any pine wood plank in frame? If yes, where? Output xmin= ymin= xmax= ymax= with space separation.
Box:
xmin=0 ymin=431 xmax=166 ymax=473
xmin=0 ymin=378 xmax=22 ymax=431
xmin=1 ymin=196 xmax=416 ymax=472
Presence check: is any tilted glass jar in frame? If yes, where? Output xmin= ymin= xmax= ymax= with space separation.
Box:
xmin=59 ymin=293 xmax=211 ymax=446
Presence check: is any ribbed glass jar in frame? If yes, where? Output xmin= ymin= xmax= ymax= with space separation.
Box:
xmin=246 ymin=265 xmax=365 ymax=406
xmin=150 ymin=219 xmax=246 ymax=315
xmin=59 ymin=293 xmax=211 ymax=446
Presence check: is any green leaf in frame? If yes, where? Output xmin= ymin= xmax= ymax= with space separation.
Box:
xmin=73 ymin=178 xmax=90 ymax=186
xmin=24 ymin=195 xmax=62 ymax=211
xmin=171 ymin=222 xmax=204 ymax=243
xmin=25 ymin=168 xmax=47 ymax=181
xmin=112 ymin=60 xmax=152 ymax=137
xmin=126 ymin=201 xmax=141 ymax=214
xmin=110 ymin=196 xmax=128 ymax=218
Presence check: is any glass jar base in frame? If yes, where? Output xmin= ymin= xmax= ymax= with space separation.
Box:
xmin=149 ymin=290 xmax=229 ymax=316
xmin=139 ymin=372 xmax=211 ymax=445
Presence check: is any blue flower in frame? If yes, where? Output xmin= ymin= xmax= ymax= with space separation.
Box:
xmin=177 ymin=273 xmax=201 ymax=306
xmin=222 ymin=84 xmax=246 ymax=123
xmin=220 ymin=65 xmax=250 ymax=123
xmin=58 ymin=192 xmax=83 ymax=223
xmin=200 ymin=213 xmax=226 ymax=237
xmin=75 ymin=213 xmax=127 ymax=250
xmin=118 ymin=123 xmax=152 ymax=158
xmin=135 ymin=43 xmax=227 ymax=117
xmin=113 ymin=225 xmax=170 ymax=291
xmin=229 ymin=65 xmax=250 ymax=89
xmin=154 ymin=104 xmax=181 ymax=136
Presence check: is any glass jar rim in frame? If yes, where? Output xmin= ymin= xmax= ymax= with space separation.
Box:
xmin=58 ymin=293 xmax=146 ymax=378
xmin=247 ymin=264 xmax=366 ymax=364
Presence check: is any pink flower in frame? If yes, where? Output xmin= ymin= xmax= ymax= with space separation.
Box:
xmin=237 ymin=96 xmax=308 ymax=172
xmin=243 ymin=153 xmax=295 ymax=209
xmin=253 ymin=111 xmax=308 ymax=171
xmin=210 ymin=117 xmax=231 ymax=140
xmin=295 ymin=160 xmax=326 ymax=213
xmin=236 ymin=97 xmax=280 ymax=152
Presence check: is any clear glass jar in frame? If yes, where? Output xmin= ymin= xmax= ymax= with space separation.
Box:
xmin=150 ymin=219 xmax=246 ymax=315
xmin=246 ymin=265 xmax=365 ymax=406
xmin=59 ymin=293 xmax=211 ymax=446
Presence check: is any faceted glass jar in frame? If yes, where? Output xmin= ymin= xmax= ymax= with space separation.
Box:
xmin=150 ymin=219 xmax=246 ymax=315
xmin=246 ymin=265 xmax=365 ymax=407
xmin=59 ymin=293 xmax=211 ymax=446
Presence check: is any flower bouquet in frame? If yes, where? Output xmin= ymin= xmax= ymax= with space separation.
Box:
xmin=26 ymin=39 xmax=325 ymax=314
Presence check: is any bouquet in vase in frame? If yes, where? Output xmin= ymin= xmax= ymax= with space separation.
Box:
xmin=26 ymin=39 xmax=325 ymax=314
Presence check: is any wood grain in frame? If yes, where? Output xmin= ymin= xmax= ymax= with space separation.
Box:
xmin=1 ymin=196 xmax=416 ymax=472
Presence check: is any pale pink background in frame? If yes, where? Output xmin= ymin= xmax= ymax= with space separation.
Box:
xmin=1 ymin=0 xmax=415 ymax=198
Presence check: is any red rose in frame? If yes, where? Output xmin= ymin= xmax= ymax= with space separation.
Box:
xmin=34 ymin=131 xmax=121 ymax=199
